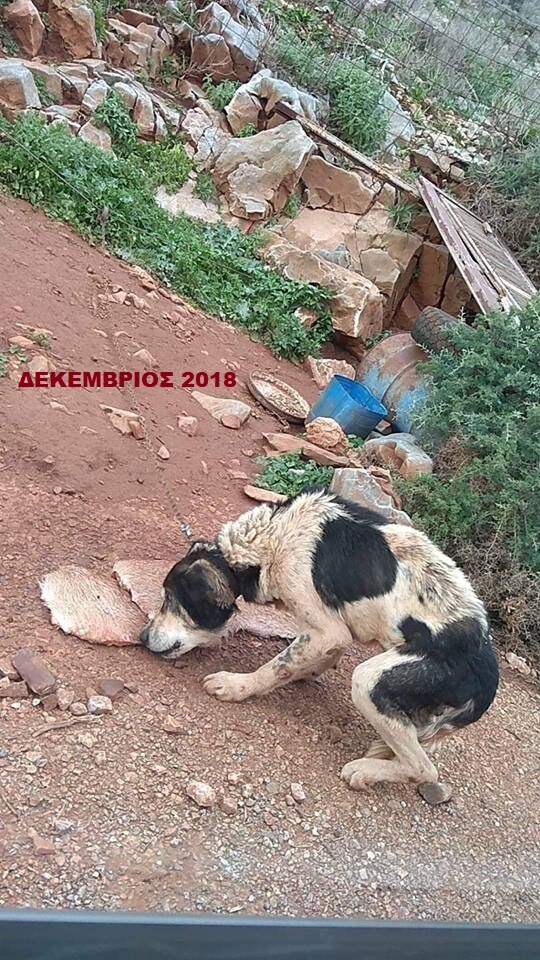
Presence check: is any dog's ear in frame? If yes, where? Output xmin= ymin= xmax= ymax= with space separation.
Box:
xmin=186 ymin=559 xmax=236 ymax=610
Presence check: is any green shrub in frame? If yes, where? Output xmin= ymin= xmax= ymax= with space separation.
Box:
xmin=33 ymin=75 xmax=55 ymax=108
xmin=133 ymin=140 xmax=192 ymax=191
xmin=256 ymin=452 xmax=333 ymax=496
xmin=94 ymin=90 xmax=137 ymax=156
xmin=400 ymin=300 xmax=540 ymax=573
xmin=266 ymin=29 xmax=387 ymax=154
xmin=0 ymin=114 xmax=332 ymax=361
xmin=89 ymin=0 xmax=107 ymax=41
xmin=473 ymin=142 xmax=540 ymax=286
xmin=202 ymin=77 xmax=239 ymax=111
xmin=282 ymin=190 xmax=301 ymax=219
xmin=193 ymin=170 xmax=217 ymax=203
xmin=326 ymin=60 xmax=387 ymax=155
xmin=237 ymin=123 xmax=257 ymax=138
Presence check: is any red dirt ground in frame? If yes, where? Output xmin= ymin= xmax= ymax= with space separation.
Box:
xmin=1 ymin=197 xmax=539 ymax=922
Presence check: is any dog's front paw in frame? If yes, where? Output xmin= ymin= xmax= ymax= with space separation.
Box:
xmin=203 ymin=671 xmax=251 ymax=702
xmin=341 ymin=758 xmax=372 ymax=791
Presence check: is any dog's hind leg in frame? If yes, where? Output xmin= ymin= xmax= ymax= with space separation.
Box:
xmin=203 ymin=613 xmax=352 ymax=702
xmin=341 ymin=650 xmax=438 ymax=790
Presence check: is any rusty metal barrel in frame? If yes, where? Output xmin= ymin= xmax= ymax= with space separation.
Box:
xmin=357 ymin=333 xmax=428 ymax=434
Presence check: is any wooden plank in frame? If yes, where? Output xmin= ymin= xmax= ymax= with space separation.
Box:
xmin=419 ymin=178 xmax=496 ymax=313
xmin=273 ymin=102 xmax=421 ymax=200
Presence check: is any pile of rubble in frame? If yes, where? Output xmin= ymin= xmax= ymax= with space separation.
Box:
xmin=0 ymin=0 xmax=480 ymax=357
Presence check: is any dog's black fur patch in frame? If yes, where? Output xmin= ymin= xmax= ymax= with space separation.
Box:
xmin=371 ymin=616 xmax=499 ymax=730
xmin=234 ymin=565 xmax=261 ymax=603
xmin=312 ymin=497 xmax=398 ymax=609
xmin=163 ymin=542 xmax=239 ymax=631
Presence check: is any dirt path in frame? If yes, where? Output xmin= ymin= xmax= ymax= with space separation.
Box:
xmin=1 ymin=197 xmax=539 ymax=923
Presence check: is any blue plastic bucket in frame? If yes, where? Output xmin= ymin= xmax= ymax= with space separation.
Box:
xmin=306 ymin=375 xmax=387 ymax=438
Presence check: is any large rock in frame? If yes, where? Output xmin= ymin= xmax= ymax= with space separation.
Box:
xmin=78 ymin=120 xmax=112 ymax=149
xmin=306 ymin=356 xmax=356 ymax=389
xmin=80 ymin=77 xmax=108 ymax=114
xmin=213 ymin=120 xmax=315 ymax=220
xmin=48 ymin=0 xmax=98 ymax=57
xmin=191 ymin=0 xmax=267 ymax=82
xmin=263 ymin=234 xmax=383 ymax=342
xmin=331 ymin=467 xmax=412 ymax=524
xmin=0 ymin=60 xmax=41 ymax=121
xmin=411 ymin=241 xmax=450 ymax=308
xmin=155 ymin=182 xmax=221 ymax=224
xmin=441 ymin=269 xmax=470 ymax=315
xmin=363 ymin=433 xmax=433 ymax=478
xmin=302 ymin=156 xmax=375 ymax=215
xmin=284 ymin=208 xmax=360 ymax=256
xmin=57 ymin=62 xmax=90 ymax=102
xmin=225 ymin=68 xmax=324 ymax=134
xmin=132 ymin=88 xmax=155 ymax=138
xmin=283 ymin=205 xmax=421 ymax=314
xmin=3 ymin=0 xmax=44 ymax=57
xmin=22 ymin=61 xmax=63 ymax=102
xmin=381 ymin=91 xmax=415 ymax=154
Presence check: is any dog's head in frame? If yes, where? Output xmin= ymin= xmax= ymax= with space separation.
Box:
xmin=140 ymin=541 xmax=239 ymax=658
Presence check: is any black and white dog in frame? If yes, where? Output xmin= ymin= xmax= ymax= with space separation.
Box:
xmin=141 ymin=489 xmax=499 ymax=792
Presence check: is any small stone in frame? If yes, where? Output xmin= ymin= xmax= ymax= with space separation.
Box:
xmin=77 ymin=732 xmax=95 ymax=748
xmin=227 ymin=771 xmax=241 ymax=785
xmin=220 ymin=414 xmax=242 ymax=430
xmin=133 ymin=348 xmax=158 ymax=368
xmin=9 ymin=335 xmax=34 ymax=349
xmin=265 ymin=779 xmax=281 ymax=797
xmin=177 ymin=415 xmax=198 ymax=436
xmin=244 ymin=485 xmax=287 ymax=505
xmin=97 ymin=678 xmax=125 ymax=700
xmin=0 ymin=681 xmax=29 ymax=699
xmin=186 ymin=780 xmax=217 ymax=808
xmin=417 ymin=781 xmax=453 ymax=805
xmin=70 ymin=701 xmax=87 ymax=716
xmin=41 ymin=693 xmax=58 ymax=712
xmin=56 ymin=687 xmax=75 ymax=711
xmin=263 ymin=810 xmax=276 ymax=828
xmin=505 ymin=652 xmax=531 ymax=676
xmin=11 ymin=648 xmax=57 ymax=696
xmin=87 ymin=695 xmax=112 ymax=715
xmin=29 ymin=829 xmax=54 ymax=856
xmin=163 ymin=715 xmax=183 ymax=734
xmin=157 ymin=444 xmax=170 ymax=460
xmin=0 ymin=660 xmax=19 ymax=681
xmin=290 ymin=782 xmax=306 ymax=803
xmin=53 ymin=817 xmax=75 ymax=836
xmin=221 ymin=796 xmax=237 ymax=816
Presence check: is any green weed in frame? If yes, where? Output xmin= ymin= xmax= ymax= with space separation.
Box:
xmin=33 ymin=75 xmax=55 ymax=109
xmin=90 ymin=0 xmax=107 ymax=42
xmin=282 ymin=191 xmax=301 ymax=219
xmin=133 ymin=140 xmax=193 ymax=191
xmin=237 ymin=123 xmax=257 ymax=138
xmin=30 ymin=331 xmax=51 ymax=348
xmin=387 ymin=200 xmax=420 ymax=232
xmin=0 ymin=114 xmax=332 ymax=362
xmin=256 ymin=452 xmax=333 ymax=496
xmin=94 ymin=90 xmax=137 ymax=156
xmin=202 ymin=77 xmax=239 ymax=111
xmin=193 ymin=170 xmax=217 ymax=203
